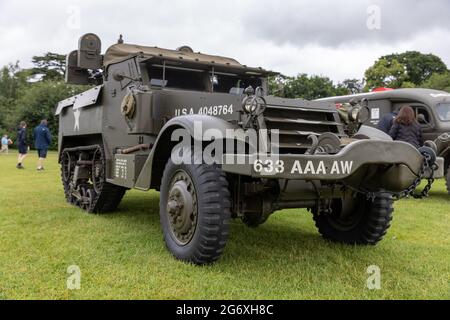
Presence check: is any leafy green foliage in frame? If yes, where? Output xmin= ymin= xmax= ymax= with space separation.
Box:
xmin=364 ymin=52 xmax=448 ymax=90
xmin=400 ymin=81 xmax=416 ymax=89
xmin=382 ymin=51 xmax=448 ymax=85
xmin=0 ymin=63 xmax=30 ymax=134
xmin=337 ymin=78 xmax=365 ymax=94
xmin=0 ymin=55 xmax=88 ymax=149
xmin=269 ymin=74 xmax=349 ymax=100
xmin=364 ymin=58 xmax=407 ymax=90
xmin=11 ymin=81 xmax=88 ymax=149
xmin=30 ymin=53 xmax=66 ymax=82
xmin=422 ymin=72 xmax=450 ymax=92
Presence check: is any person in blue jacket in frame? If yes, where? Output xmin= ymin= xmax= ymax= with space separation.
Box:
xmin=34 ymin=119 xmax=52 ymax=171
xmin=16 ymin=121 xmax=28 ymax=169
xmin=377 ymin=110 xmax=398 ymax=134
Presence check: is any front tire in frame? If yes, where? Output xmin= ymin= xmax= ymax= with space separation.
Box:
xmin=159 ymin=158 xmax=231 ymax=265
xmin=313 ymin=192 xmax=393 ymax=245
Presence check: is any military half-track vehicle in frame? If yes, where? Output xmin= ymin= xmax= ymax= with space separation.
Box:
xmin=318 ymin=89 xmax=450 ymax=195
xmin=57 ymin=34 xmax=434 ymax=264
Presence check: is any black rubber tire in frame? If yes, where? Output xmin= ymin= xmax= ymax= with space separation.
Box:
xmin=159 ymin=158 xmax=231 ymax=265
xmin=313 ymin=193 xmax=394 ymax=245
xmin=446 ymin=164 xmax=450 ymax=195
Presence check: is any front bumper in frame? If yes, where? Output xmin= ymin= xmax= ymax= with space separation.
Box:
xmin=222 ymin=140 xmax=424 ymax=192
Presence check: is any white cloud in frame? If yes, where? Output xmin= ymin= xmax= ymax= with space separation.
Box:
xmin=0 ymin=0 xmax=448 ymax=83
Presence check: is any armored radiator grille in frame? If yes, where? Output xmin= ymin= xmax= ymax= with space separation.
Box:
xmin=263 ymin=104 xmax=343 ymax=154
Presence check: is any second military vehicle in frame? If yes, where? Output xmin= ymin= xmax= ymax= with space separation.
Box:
xmin=56 ymin=34 xmax=435 ymax=264
xmin=318 ymin=89 xmax=450 ymax=195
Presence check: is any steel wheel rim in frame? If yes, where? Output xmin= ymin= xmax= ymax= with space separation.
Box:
xmin=166 ymin=169 xmax=198 ymax=246
xmin=327 ymin=197 xmax=364 ymax=231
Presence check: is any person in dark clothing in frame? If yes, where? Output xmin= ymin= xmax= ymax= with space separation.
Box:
xmin=16 ymin=121 xmax=28 ymax=169
xmin=389 ymin=106 xmax=423 ymax=149
xmin=377 ymin=111 xmax=398 ymax=134
xmin=34 ymin=119 xmax=52 ymax=171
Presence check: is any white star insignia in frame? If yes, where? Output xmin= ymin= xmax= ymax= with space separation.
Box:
xmin=74 ymin=108 xmax=81 ymax=131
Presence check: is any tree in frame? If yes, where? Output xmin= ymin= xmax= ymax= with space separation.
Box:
xmin=0 ymin=62 xmax=30 ymax=133
xmin=268 ymin=74 xmax=291 ymax=97
xmin=0 ymin=62 xmax=29 ymax=99
xmin=400 ymin=81 xmax=416 ymax=89
xmin=364 ymin=58 xmax=407 ymax=90
xmin=364 ymin=51 xmax=449 ymax=90
xmin=10 ymin=81 xmax=88 ymax=149
xmin=0 ymin=53 xmax=89 ymax=148
xmin=422 ymin=72 xmax=450 ymax=92
xmin=30 ymin=52 xmax=66 ymax=81
xmin=336 ymin=79 xmax=365 ymax=94
xmin=269 ymin=73 xmax=345 ymax=100
xmin=382 ymin=51 xmax=448 ymax=85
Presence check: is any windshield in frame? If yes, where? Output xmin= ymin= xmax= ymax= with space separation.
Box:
xmin=146 ymin=63 xmax=264 ymax=93
xmin=436 ymin=103 xmax=450 ymax=121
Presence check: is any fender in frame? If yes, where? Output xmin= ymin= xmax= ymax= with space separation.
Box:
xmin=134 ymin=115 xmax=256 ymax=190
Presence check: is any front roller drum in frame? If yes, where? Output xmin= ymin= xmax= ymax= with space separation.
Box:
xmin=313 ymin=192 xmax=394 ymax=245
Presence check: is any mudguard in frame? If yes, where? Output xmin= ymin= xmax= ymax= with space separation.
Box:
xmin=134 ymin=115 xmax=256 ymax=190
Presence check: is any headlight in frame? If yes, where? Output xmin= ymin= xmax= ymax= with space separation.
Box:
xmin=349 ymin=107 xmax=360 ymax=122
xmin=243 ymin=102 xmax=257 ymax=114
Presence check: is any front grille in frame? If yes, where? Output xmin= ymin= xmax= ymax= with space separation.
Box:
xmin=263 ymin=104 xmax=343 ymax=154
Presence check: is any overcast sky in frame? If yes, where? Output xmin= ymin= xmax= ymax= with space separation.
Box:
xmin=0 ymin=0 xmax=449 ymax=82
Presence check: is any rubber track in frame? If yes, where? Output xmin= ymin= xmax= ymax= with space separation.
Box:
xmin=60 ymin=147 xmax=126 ymax=214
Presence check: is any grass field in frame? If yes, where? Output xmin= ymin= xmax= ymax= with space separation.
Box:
xmin=0 ymin=151 xmax=449 ymax=300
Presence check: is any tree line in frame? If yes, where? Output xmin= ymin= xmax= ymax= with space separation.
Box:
xmin=0 ymin=54 xmax=88 ymax=149
xmin=0 ymin=51 xmax=449 ymax=150
xmin=270 ymin=51 xmax=450 ymax=99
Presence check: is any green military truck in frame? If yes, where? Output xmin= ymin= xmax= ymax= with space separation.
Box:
xmin=56 ymin=34 xmax=435 ymax=264
xmin=317 ymin=89 xmax=450 ymax=194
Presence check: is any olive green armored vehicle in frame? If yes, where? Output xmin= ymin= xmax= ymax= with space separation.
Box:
xmin=318 ymin=89 xmax=450 ymax=195
xmin=57 ymin=34 xmax=435 ymax=264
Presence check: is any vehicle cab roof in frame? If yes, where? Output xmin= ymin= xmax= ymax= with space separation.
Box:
xmin=316 ymin=88 xmax=450 ymax=106
xmin=104 ymin=43 xmax=275 ymax=77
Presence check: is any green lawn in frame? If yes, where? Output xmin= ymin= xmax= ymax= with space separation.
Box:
xmin=0 ymin=151 xmax=449 ymax=300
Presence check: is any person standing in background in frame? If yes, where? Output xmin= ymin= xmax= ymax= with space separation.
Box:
xmin=389 ymin=106 xmax=423 ymax=149
xmin=1 ymin=134 xmax=12 ymax=154
xmin=33 ymin=119 xmax=52 ymax=171
xmin=377 ymin=110 xmax=398 ymax=134
xmin=16 ymin=121 xmax=28 ymax=169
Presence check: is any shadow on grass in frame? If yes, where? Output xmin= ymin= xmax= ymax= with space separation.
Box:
xmin=426 ymin=191 xmax=450 ymax=202
xmin=102 ymin=191 xmax=378 ymax=267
